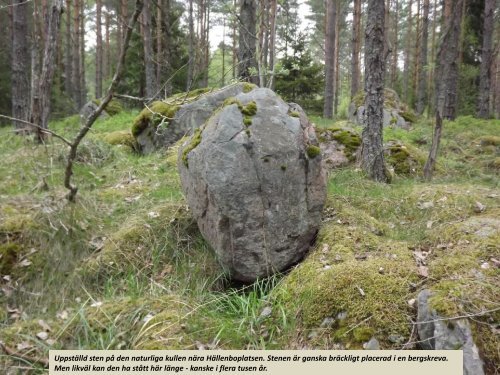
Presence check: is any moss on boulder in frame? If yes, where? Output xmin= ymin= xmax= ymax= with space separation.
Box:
xmin=132 ymin=101 xmax=180 ymax=138
xmin=103 ymin=131 xmax=139 ymax=151
xmin=384 ymin=140 xmax=427 ymax=176
xmin=92 ymin=98 xmax=123 ymax=116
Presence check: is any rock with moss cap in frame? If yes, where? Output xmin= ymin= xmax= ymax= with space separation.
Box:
xmin=80 ymin=98 xmax=123 ymax=121
xmin=348 ymin=88 xmax=413 ymax=129
xmin=178 ymin=88 xmax=326 ymax=282
xmin=132 ymin=84 xmax=257 ymax=154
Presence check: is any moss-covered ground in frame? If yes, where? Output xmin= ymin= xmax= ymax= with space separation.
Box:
xmin=0 ymin=112 xmax=498 ymax=372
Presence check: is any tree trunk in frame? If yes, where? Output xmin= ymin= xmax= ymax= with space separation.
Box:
xmin=428 ymin=0 xmax=438 ymax=114
xmin=403 ymin=0 xmax=413 ymax=102
xmin=390 ymin=0 xmax=399 ymax=87
xmin=95 ymin=0 xmax=103 ymax=99
xmin=423 ymin=0 xmax=463 ymax=180
xmin=476 ymin=0 xmax=495 ymax=118
xmin=11 ymin=0 xmax=31 ymax=131
xmin=238 ymin=0 xmax=258 ymax=84
xmin=267 ymin=0 xmax=277 ymax=89
xmin=323 ymin=0 xmax=336 ymax=118
xmin=257 ymin=0 xmax=266 ymax=87
xmin=142 ymin=0 xmax=156 ymax=98
xmin=186 ymin=0 xmax=195 ymax=90
xmin=30 ymin=0 xmax=42 ymax=128
xmin=416 ymin=0 xmax=429 ymax=114
xmin=156 ymin=0 xmax=163 ymax=89
xmin=334 ymin=0 xmax=341 ymax=115
xmin=412 ymin=0 xmax=421 ymax=107
xmin=30 ymin=0 xmax=64 ymax=142
xmin=64 ymin=0 xmax=72 ymax=100
xmin=361 ymin=0 xmax=390 ymax=183
xmin=351 ymin=0 xmax=361 ymax=97
xmin=104 ymin=9 xmax=110 ymax=82
xmin=79 ymin=0 xmax=86 ymax=106
xmin=71 ymin=0 xmax=81 ymax=109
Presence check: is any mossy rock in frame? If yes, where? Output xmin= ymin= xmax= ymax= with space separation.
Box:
xmin=0 ymin=243 xmax=21 ymax=274
xmin=400 ymin=111 xmax=417 ymax=124
xmin=92 ymin=98 xmax=123 ymax=116
xmin=306 ymin=145 xmax=321 ymax=159
xmin=181 ymin=128 xmax=203 ymax=167
xmin=384 ymin=141 xmax=426 ymax=176
xmin=352 ymin=88 xmax=402 ymax=111
xmin=103 ymin=131 xmax=138 ymax=151
xmin=132 ymin=101 xmax=180 ymax=138
xmin=477 ymin=135 xmax=500 ymax=147
xmin=317 ymin=126 xmax=361 ymax=161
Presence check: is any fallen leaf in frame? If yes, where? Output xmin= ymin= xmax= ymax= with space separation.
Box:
xmin=46 ymin=339 xmax=56 ymax=346
xmin=143 ymin=313 xmax=154 ymax=323
xmin=19 ymin=259 xmax=32 ymax=267
xmin=426 ymin=220 xmax=434 ymax=229
xmin=417 ymin=265 xmax=429 ymax=278
xmin=490 ymin=258 xmax=500 ymax=268
xmin=147 ymin=211 xmax=160 ymax=219
xmin=322 ymin=243 xmax=330 ymax=253
xmin=56 ymin=310 xmax=69 ymax=320
xmin=16 ymin=342 xmax=33 ymax=351
xmin=38 ymin=319 xmax=51 ymax=332
xmin=407 ymin=299 xmax=416 ymax=308
xmin=36 ymin=332 xmax=48 ymax=341
xmin=90 ymin=301 xmax=103 ymax=307
xmin=418 ymin=201 xmax=434 ymax=209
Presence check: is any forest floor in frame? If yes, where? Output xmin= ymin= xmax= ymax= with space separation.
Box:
xmin=0 ymin=110 xmax=498 ymax=373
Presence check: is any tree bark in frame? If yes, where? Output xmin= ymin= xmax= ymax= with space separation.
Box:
xmin=79 ymin=0 xmax=86 ymax=106
xmin=267 ymin=0 xmax=277 ymax=89
xmin=142 ymin=0 xmax=156 ymax=98
xmin=476 ymin=0 xmax=495 ymax=118
xmin=186 ymin=0 xmax=195 ymax=90
xmin=64 ymin=0 xmax=72 ymax=100
xmin=361 ymin=0 xmax=390 ymax=183
xmin=351 ymin=0 xmax=361 ymax=97
xmin=403 ymin=0 xmax=413 ymax=102
xmin=95 ymin=0 xmax=103 ymax=99
xmin=323 ymin=0 xmax=336 ymax=118
xmin=238 ymin=0 xmax=258 ymax=84
xmin=390 ymin=0 xmax=399 ymax=87
xmin=334 ymin=0 xmax=341 ymax=115
xmin=11 ymin=0 xmax=31 ymax=131
xmin=104 ymin=9 xmax=110 ymax=82
xmin=412 ymin=0 xmax=421 ymax=107
xmin=30 ymin=0 xmax=64 ymax=142
xmin=423 ymin=0 xmax=463 ymax=181
xmin=416 ymin=0 xmax=430 ymax=114
xmin=71 ymin=0 xmax=81 ymax=108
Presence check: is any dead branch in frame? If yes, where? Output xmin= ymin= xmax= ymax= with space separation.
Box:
xmin=64 ymin=0 xmax=144 ymax=202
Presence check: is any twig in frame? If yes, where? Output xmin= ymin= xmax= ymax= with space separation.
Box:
xmin=0 ymin=342 xmax=49 ymax=368
xmin=0 ymin=114 xmax=72 ymax=146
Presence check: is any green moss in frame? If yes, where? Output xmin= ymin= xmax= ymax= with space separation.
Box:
xmin=182 ymin=128 xmax=203 ymax=167
xmin=353 ymin=327 xmax=375 ymax=343
xmin=93 ymin=98 xmax=123 ymax=116
xmin=384 ymin=142 xmax=426 ymax=175
xmin=477 ymin=135 xmax=500 ymax=147
xmin=223 ymin=97 xmax=243 ymax=110
xmin=243 ymin=116 xmax=253 ymax=127
xmin=281 ymin=165 xmax=287 ymax=171
xmin=289 ymin=111 xmax=300 ymax=118
xmin=132 ymin=101 xmax=180 ymax=137
xmin=241 ymin=101 xmax=257 ymax=116
xmin=400 ymin=111 xmax=417 ymax=123
xmin=306 ymin=145 xmax=321 ymax=158
xmin=245 ymin=129 xmax=251 ymax=137
xmin=0 ymin=243 xmax=21 ymax=274
xmin=242 ymin=82 xmax=257 ymax=93
xmin=103 ymin=131 xmax=138 ymax=151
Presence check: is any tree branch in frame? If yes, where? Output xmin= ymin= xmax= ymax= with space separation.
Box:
xmin=0 ymin=114 xmax=72 ymax=146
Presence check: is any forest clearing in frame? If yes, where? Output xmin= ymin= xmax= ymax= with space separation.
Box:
xmin=0 ymin=0 xmax=499 ymax=374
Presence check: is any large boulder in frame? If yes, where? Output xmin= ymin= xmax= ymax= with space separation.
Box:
xmin=348 ymin=88 xmax=414 ymax=129
xmin=177 ymin=88 xmax=327 ymax=282
xmin=132 ymin=84 xmax=257 ymax=154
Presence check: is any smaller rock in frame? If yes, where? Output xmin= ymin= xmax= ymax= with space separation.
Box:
xmin=388 ymin=334 xmax=405 ymax=344
xmin=363 ymin=337 xmax=380 ymax=350
xmin=259 ymin=306 xmax=273 ymax=320
xmin=474 ymin=201 xmax=486 ymax=213
xmin=36 ymin=332 xmax=49 ymax=341
xmin=320 ymin=317 xmax=335 ymax=328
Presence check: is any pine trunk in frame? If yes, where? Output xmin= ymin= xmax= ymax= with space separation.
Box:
xmin=95 ymin=0 xmax=103 ymax=99
xmin=142 ymin=0 xmax=156 ymax=98
xmin=11 ymin=0 xmax=30 ymax=131
xmin=350 ymin=0 xmax=361 ymax=97
xmin=71 ymin=0 xmax=81 ymax=108
xmin=79 ymin=0 xmax=86 ymax=106
xmin=323 ymin=0 xmax=336 ymax=118
xmin=424 ymin=0 xmax=463 ymax=180
xmin=416 ymin=0 xmax=429 ymax=114
xmin=187 ymin=0 xmax=195 ymax=90
xmin=268 ymin=0 xmax=277 ymax=89
xmin=390 ymin=0 xmax=399 ymax=87
xmin=30 ymin=0 xmax=64 ymax=142
xmin=238 ymin=0 xmax=258 ymax=84
xmin=361 ymin=0 xmax=390 ymax=183
xmin=476 ymin=0 xmax=495 ymax=118
xmin=64 ymin=0 xmax=72 ymax=100
xmin=403 ymin=0 xmax=413 ymax=102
